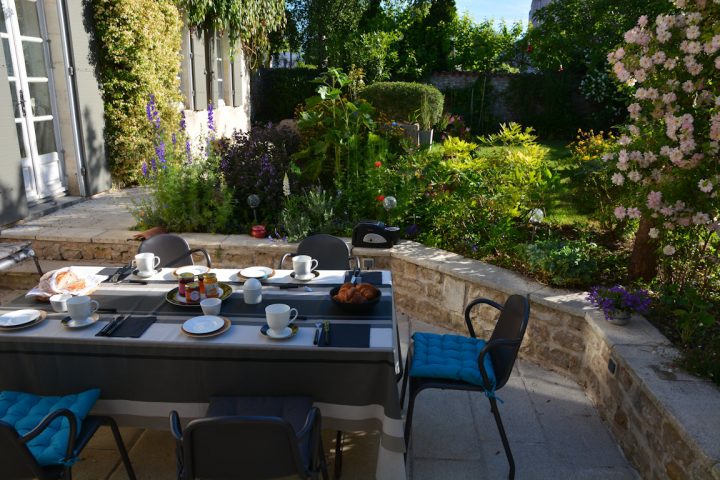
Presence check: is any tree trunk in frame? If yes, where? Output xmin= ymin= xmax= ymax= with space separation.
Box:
xmin=629 ymin=217 xmax=658 ymax=282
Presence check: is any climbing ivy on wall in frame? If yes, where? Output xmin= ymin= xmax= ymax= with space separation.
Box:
xmin=179 ymin=0 xmax=286 ymax=65
xmin=91 ymin=0 xmax=182 ymax=186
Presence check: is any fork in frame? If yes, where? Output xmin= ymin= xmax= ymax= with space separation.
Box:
xmin=313 ymin=322 xmax=322 ymax=345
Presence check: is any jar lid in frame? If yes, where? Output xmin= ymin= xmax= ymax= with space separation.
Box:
xmin=244 ymin=278 xmax=262 ymax=290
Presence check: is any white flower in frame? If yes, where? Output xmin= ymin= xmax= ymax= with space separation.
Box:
xmin=612 ymin=173 xmax=625 ymax=185
xmin=698 ymin=179 xmax=714 ymax=192
xmin=649 ymin=228 xmax=659 ymax=239
xmin=628 ymin=171 xmax=642 ymax=183
xmin=663 ymin=245 xmax=676 ymax=256
xmin=282 ymin=173 xmax=290 ymax=197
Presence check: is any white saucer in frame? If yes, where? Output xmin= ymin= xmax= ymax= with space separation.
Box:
xmin=64 ymin=313 xmax=100 ymax=329
xmin=134 ymin=268 xmax=159 ymax=278
xmin=240 ymin=266 xmax=273 ymax=279
xmin=290 ymin=271 xmax=318 ymax=281
xmin=266 ymin=326 xmax=292 ymax=339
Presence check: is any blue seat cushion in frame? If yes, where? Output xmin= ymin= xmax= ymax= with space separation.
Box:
xmin=410 ymin=333 xmax=496 ymax=389
xmin=0 ymin=388 xmax=100 ymax=466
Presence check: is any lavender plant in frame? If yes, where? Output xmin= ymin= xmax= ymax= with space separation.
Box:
xmin=587 ymin=285 xmax=652 ymax=321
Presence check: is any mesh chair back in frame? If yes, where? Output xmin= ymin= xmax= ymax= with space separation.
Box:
xmin=297 ymin=234 xmax=352 ymax=270
xmin=0 ymin=421 xmax=47 ymax=479
xmin=138 ymin=234 xmax=194 ymax=268
xmin=488 ymin=294 xmax=530 ymax=390
xmin=183 ymin=417 xmax=306 ymax=480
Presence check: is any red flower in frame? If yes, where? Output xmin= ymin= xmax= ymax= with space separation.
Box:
xmin=527 ymin=44 xmax=533 ymax=53
xmin=374 ymin=161 xmax=382 ymax=168
xmin=376 ymin=195 xmax=385 ymax=202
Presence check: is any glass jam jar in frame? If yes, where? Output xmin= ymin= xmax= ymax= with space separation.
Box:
xmin=203 ymin=273 xmax=219 ymax=298
xmin=185 ymin=282 xmax=201 ymax=303
xmin=178 ymin=272 xmax=195 ymax=297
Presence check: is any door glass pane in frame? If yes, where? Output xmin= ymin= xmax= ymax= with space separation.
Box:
xmin=15 ymin=123 xmax=27 ymax=157
xmin=16 ymin=0 xmax=41 ymax=38
xmin=33 ymin=119 xmax=56 ymax=155
xmin=21 ymin=40 xmax=45 ymax=77
xmin=28 ymin=80 xmax=50 ymax=116
xmin=9 ymin=80 xmax=20 ymax=117
xmin=0 ymin=5 xmax=6 ymax=34
xmin=2 ymin=38 xmax=14 ymax=76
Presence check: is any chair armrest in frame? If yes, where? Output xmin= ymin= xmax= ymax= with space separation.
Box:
xmin=295 ymin=406 xmax=319 ymax=441
xmin=477 ymin=338 xmax=522 ymax=388
xmin=279 ymin=253 xmax=294 ymax=269
xmin=188 ymin=248 xmax=212 ymax=268
xmin=169 ymin=411 xmax=183 ymax=442
xmin=19 ymin=408 xmax=77 ymax=462
xmin=464 ymin=298 xmax=504 ymax=338
xmin=350 ymin=256 xmax=361 ymax=270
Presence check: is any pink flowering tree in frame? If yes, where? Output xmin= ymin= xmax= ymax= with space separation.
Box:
xmin=605 ymin=0 xmax=719 ymax=287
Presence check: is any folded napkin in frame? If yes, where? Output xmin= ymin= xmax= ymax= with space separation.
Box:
xmin=105 ymin=316 xmax=156 ymax=338
xmin=344 ymin=271 xmax=383 ymax=285
xmin=318 ymin=323 xmax=370 ymax=348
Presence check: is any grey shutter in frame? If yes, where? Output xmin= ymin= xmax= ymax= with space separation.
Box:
xmin=62 ymin=0 xmax=110 ymax=196
xmin=0 ymin=40 xmax=28 ymax=225
xmin=191 ymin=31 xmax=208 ymax=109
xmin=231 ymin=53 xmax=244 ymax=107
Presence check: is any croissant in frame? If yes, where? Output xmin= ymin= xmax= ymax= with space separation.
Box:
xmin=356 ymin=283 xmax=379 ymax=300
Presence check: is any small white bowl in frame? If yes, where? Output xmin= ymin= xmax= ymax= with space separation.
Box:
xmin=200 ymin=297 xmax=222 ymax=316
xmin=50 ymin=293 xmax=73 ymax=313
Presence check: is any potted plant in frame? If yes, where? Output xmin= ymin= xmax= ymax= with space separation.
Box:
xmin=586 ymin=285 xmax=651 ymax=325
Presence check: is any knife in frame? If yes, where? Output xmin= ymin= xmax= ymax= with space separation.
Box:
xmin=109 ymin=264 xmax=133 ymax=283
xmin=98 ymin=315 xmax=121 ymax=336
xmin=104 ymin=315 xmax=128 ymax=336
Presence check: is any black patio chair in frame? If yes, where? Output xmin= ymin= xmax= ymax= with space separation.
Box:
xmin=170 ymin=396 xmax=329 ymax=480
xmin=138 ymin=233 xmax=212 ymax=268
xmin=401 ymin=294 xmax=530 ymax=480
xmin=0 ymin=411 xmax=136 ymax=480
xmin=279 ymin=234 xmax=359 ymax=270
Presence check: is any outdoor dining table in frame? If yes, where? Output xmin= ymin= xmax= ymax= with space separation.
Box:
xmin=0 ymin=267 xmax=406 ymax=480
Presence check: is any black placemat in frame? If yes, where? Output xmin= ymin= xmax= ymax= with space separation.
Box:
xmin=344 ymin=271 xmax=384 ymax=285
xmin=318 ymin=323 xmax=370 ymax=348
xmin=107 ymin=316 xmax=156 ymax=338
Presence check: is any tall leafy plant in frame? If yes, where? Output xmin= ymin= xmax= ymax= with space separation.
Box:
xmin=91 ymin=0 xmax=183 ymax=186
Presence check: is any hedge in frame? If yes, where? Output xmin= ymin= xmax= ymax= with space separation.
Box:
xmin=359 ymin=82 xmax=444 ymax=127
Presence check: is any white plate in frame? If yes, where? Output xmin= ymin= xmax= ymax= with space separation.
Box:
xmin=0 ymin=309 xmax=41 ymax=328
xmin=64 ymin=313 xmax=100 ymax=329
xmin=134 ymin=268 xmax=160 ymax=278
xmin=173 ymin=265 xmax=210 ymax=277
xmin=240 ymin=266 xmax=273 ymax=279
xmin=182 ymin=315 xmax=225 ymax=335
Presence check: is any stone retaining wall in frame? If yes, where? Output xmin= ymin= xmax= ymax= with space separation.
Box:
xmin=3 ymin=230 xmax=719 ymax=479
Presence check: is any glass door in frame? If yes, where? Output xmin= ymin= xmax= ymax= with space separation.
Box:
xmin=1 ymin=0 xmax=64 ymax=203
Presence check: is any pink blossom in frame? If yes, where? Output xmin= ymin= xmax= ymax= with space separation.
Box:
xmin=638 ymin=15 xmax=649 ymax=27
xmin=693 ymin=212 xmax=710 ymax=224
xmin=686 ymin=25 xmax=701 ymax=39
xmin=612 ymin=173 xmax=625 ymax=185
xmin=698 ymin=179 xmax=714 ymax=192
xmin=663 ymin=58 xmax=677 ymax=69
xmin=627 ymin=207 xmax=641 ymax=219
xmin=677 ymin=217 xmax=691 ymax=227
xmin=628 ymin=103 xmax=642 ymax=118
xmin=614 ymin=206 xmax=627 ymax=220
xmin=628 ymin=171 xmax=642 ymax=182
xmin=682 ymin=80 xmax=695 ymax=92
xmin=647 ymin=191 xmax=663 ymax=209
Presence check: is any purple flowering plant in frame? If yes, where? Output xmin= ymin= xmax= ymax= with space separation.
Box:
xmin=131 ymin=95 xmax=236 ymax=233
xmin=587 ymin=285 xmax=651 ymax=321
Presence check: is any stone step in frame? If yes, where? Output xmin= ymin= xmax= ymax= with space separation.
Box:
xmin=0 ymin=259 xmax=123 ymax=291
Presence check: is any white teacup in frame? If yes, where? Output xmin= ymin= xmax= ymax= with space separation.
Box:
xmin=292 ymin=255 xmax=318 ymax=278
xmin=133 ymin=253 xmax=160 ymax=275
xmin=200 ymin=298 xmax=222 ymax=316
xmin=50 ymin=293 xmax=72 ymax=313
xmin=66 ymin=295 xmax=99 ymax=321
xmin=265 ymin=303 xmax=298 ymax=335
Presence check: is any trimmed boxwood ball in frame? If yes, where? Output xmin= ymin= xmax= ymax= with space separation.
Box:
xmin=360 ymin=82 xmax=444 ymax=127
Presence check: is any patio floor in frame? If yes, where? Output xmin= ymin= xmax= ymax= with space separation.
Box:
xmin=0 ymin=190 xmax=639 ymax=479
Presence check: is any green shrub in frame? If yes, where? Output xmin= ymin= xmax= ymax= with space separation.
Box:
xmin=359 ymin=82 xmax=443 ymax=126
xmin=523 ymin=238 xmax=624 ymax=287
xmin=92 ymin=0 xmax=183 ymax=186
xmin=252 ymin=66 xmax=320 ymax=123
xmin=278 ymin=188 xmax=339 ymax=242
